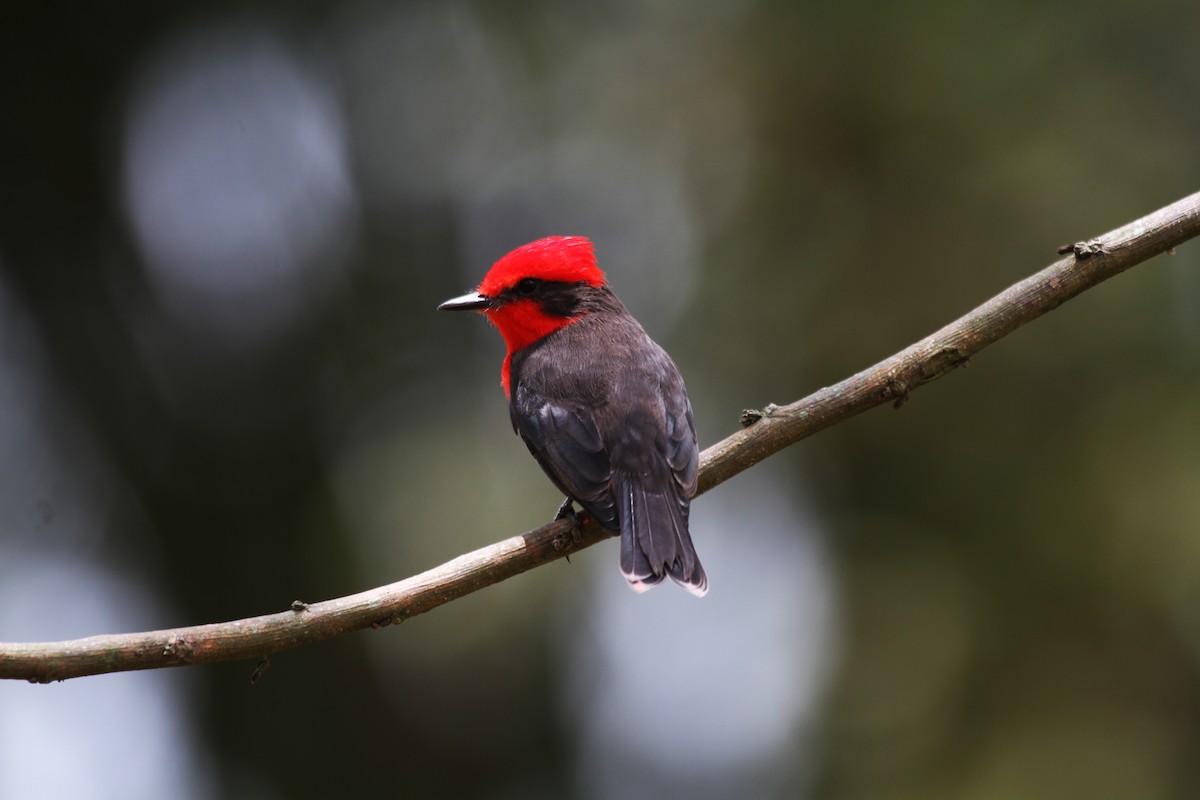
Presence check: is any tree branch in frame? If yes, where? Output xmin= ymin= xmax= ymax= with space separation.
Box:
xmin=4 ymin=191 xmax=1199 ymax=682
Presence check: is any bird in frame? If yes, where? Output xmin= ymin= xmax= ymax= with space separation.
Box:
xmin=439 ymin=236 xmax=707 ymax=596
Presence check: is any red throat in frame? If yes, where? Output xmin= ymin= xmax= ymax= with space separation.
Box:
xmin=475 ymin=236 xmax=606 ymax=396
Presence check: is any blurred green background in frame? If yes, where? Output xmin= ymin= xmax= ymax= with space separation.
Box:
xmin=2 ymin=1 xmax=1199 ymax=798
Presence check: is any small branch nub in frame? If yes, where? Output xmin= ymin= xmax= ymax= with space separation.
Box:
xmin=1057 ymin=239 xmax=1108 ymax=259
xmin=740 ymin=403 xmax=781 ymax=427
xmin=249 ymin=655 xmax=271 ymax=685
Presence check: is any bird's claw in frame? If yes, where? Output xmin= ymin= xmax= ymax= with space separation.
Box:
xmin=553 ymin=498 xmax=583 ymax=552
xmin=555 ymin=496 xmax=576 ymax=521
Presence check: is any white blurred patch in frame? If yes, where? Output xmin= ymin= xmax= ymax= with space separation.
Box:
xmin=333 ymin=1 xmax=531 ymax=210
xmin=0 ymin=551 xmax=214 ymax=800
xmin=559 ymin=470 xmax=840 ymax=798
xmin=121 ymin=25 xmax=358 ymax=345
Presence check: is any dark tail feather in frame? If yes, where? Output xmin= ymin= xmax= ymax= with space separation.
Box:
xmin=617 ymin=478 xmax=708 ymax=597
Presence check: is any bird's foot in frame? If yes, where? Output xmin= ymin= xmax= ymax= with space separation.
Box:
xmin=553 ymin=498 xmax=583 ymax=552
xmin=555 ymin=496 xmax=577 ymax=521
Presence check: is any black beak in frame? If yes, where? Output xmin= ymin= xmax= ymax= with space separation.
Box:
xmin=437 ymin=291 xmax=494 ymax=311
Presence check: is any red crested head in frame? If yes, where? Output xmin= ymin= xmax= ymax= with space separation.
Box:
xmin=478 ymin=236 xmax=605 ymax=298
xmin=440 ymin=236 xmax=608 ymax=395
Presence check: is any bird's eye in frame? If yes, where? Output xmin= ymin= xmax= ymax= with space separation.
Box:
xmin=516 ymin=277 xmax=540 ymax=295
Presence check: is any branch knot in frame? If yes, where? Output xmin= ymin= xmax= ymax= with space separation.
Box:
xmin=1057 ymin=238 xmax=1109 ymax=260
xmin=740 ymin=403 xmax=781 ymax=427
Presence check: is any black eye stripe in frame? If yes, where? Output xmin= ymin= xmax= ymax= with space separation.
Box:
xmin=501 ymin=279 xmax=589 ymax=317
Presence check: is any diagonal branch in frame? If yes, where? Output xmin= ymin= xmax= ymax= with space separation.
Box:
xmin=4 ymin=190 xmax=1199 ymax=682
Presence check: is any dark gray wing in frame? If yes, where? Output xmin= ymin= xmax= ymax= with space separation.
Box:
xmin=510 ymin=388 xmax=619 ymax=530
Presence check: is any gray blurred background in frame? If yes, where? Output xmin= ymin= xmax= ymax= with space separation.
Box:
xmin=2 ymin=1 xmax=1199 ymax=798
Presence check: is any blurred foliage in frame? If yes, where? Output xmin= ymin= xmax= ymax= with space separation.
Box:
xmin=2 ymin=0 xmax=1199 ymax=798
